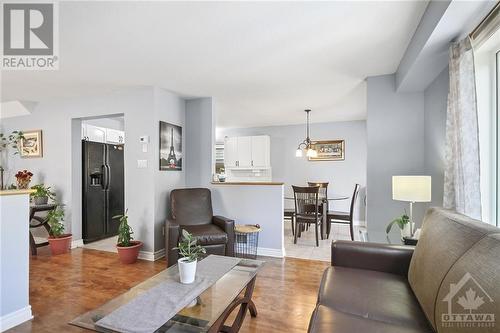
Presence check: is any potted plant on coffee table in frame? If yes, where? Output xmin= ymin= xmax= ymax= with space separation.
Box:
xmin=174 ymin=230 xmax=206 ymax=284
xmin=30 ymin=184 xmax=56 ymax=205
xmin=47 ymin=205 xmax=72 ymax=255
xmin=114 ymin=209 xmax=143 ymax=264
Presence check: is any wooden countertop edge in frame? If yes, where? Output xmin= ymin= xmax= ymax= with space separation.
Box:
xmin=211 ymin=181 xmax=284 ymax=186
xmin=0 ymin=189 xmax=35 ymax=196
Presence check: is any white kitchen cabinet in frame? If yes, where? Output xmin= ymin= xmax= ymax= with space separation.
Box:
xmin=224 ymin=135 xmax=270 ymax=168
xmin=106 ymin=128 xmax=125 ymax=144
xmin=224 ymin=137 xmax=238 ymax=167
xmin=85 ymin=124 xmax=106 ymax=143
xmin=237 ymin=136 xmax=252 ymax=167
xmin=251 ymin=136 xmax=270 ymax=167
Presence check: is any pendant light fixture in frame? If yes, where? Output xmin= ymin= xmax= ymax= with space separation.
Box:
xmin=295 ymin=109 xmax=317 ymax=158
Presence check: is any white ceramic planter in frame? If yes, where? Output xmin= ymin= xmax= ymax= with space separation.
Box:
xmin=400 ymin=222 xmax=415 ymax=239
xmin=178 ymin=258 xmax=197 ymax=284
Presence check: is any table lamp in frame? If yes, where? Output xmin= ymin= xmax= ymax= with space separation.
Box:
xmin=392 ymin=176 xmax=431 ymax=237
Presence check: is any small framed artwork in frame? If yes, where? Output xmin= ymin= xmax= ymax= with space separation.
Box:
xmin=20 ymin=130 xmax=43 ymax=158
xmin=159 ymin=121 xmax=182 ymax=171
xmin=309 ymin=140 xmax=345 ymax=161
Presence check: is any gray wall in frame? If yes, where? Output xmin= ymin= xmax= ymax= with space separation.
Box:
xmin=217 ymin=120 xmax=367 ymax=222
xmin=186 ymin=98 xmax=215 ymax=188
xmin=424 ymin=67 xmax=449 ymax=209
xmin=366 ymin=74 xmax=425 ymax=242
xmin=1 ymin=87 xmax=187 ymax=254
xmin=83 ymin=116 xmax=125 ymax=131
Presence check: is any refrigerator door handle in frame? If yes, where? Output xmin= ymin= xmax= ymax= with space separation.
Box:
xmin=101 ymin=164 xmax=107 ymax=190
xmin=105 ymin=164 xmax=111 ymax=190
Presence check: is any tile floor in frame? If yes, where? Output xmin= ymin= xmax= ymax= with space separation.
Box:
xmin=83 ymin=236 xmax=118 ymax=253
xmin=283 ymin=220 xmax=365 ymax=262
xmin=83 ymin=222 xmax=366 ymax=263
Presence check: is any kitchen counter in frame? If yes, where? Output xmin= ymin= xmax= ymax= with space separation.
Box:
xmin=211 ymin=181 xmax=284 ymax=186
xmin=0 ymin=189 xmax=33 ymax=331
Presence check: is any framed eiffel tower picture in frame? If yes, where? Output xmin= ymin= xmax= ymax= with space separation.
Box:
xmin=159 ymin=121 xmax=182 ymax=171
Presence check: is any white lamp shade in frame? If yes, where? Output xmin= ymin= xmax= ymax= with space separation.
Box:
xmin=306 ymin=148 xmax=317 ymax=158
xmin=392 ymin=176 xmax=431 ymax=202
xmin=295 ymin=149 xmax=303 ymax=157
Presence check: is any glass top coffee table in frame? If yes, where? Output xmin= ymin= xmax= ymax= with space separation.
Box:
xmin=71 ymin=258 xmax=264 ymax=333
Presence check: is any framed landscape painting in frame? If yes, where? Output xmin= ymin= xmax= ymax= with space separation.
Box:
xmin=159 ymin=121 xmax=182 ymax=171
xmin=20 ymin=130 xmax=43 ymax=158
xmin=309 ymin=140 xmax=345 ymax=161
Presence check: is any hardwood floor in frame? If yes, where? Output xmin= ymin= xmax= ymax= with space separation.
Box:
xmin=8 ymin=247 xmax=329 ymax=333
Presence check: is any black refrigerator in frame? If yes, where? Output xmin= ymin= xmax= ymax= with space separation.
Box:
xmin=82 ymin=141 xmax=124 ymax=243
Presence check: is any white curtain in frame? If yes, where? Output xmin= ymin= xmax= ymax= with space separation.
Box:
xmin=443 ymin=37 xmax=482 ymax=220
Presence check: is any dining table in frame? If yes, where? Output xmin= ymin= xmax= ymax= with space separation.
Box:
xmin=284 ymin=194 xmax=350 ymax=239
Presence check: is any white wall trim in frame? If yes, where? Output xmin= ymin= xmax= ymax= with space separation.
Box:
xmin=0 ymin=306 xmax=33 ymax=332
xmin=257 ymin=247 xmax=284 ymax=258
xmin=138 ymin=248 xmax=166 ymax=261
xmin=71 ymin=239 xmax=84 ymax=249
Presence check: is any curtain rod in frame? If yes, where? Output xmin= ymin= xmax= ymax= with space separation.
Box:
xmin=470 ymin=1 xmax=500 ymax=48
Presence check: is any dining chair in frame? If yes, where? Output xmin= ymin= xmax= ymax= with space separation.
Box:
xmin=307 ymin=182 xmax=328 ymax=231
xmin=293 ymin=185 xmax=323 ymax=246
xmin=327 ymin=184 xmax=360 ymax=241
xmin=283 ymin=208 xmax=295 ymax=236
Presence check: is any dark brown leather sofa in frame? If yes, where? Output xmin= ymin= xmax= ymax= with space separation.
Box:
xmin=165 ymin=188 xmax=235 ymax=267
xmin=308 ymin=208 xmax=500 ymax=333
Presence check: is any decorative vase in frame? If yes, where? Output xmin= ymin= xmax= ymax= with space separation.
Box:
xmin=178 ymin=258 xmax=197 ymax=284
xmin=33 ymin=196 xmax=48 ymax=205
xmin=400 ymin=222 xmax=415 ymax=239
xmin=48 ymin=234 xmax=72 ymax=255
xmin=16 ymin=179 xmax=30 ymax=189
xmin=116 ymin=241 xmax=142 ymax=264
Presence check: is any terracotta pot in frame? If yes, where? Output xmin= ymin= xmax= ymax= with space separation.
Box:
xmin=48 ymin=234 xmax=72 ymax=255
xmin=116 ymin=241 xmax=142 ymax=264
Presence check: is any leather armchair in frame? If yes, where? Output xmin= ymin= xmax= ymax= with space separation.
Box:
xmin=166 ymin=188 xmax=235 ymax=267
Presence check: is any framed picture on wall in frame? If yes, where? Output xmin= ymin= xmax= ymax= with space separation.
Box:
xmin=20 ymin=130 xmax=43 ymax=158
xmin=309 ymin=140 xmax=345 ymax=161
xmin=159 ymin=121 xmax=182 ymax=171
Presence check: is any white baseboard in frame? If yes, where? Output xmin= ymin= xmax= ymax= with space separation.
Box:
xmin=71 ymin=239 xmax=84 ymax=249
xmin=0 ymin=306 xmax=33 ymax=332
xmin=138 ymin=248 xmax=166 ymax=261
xmin=257 ymin=247 xmax=284 ymax=258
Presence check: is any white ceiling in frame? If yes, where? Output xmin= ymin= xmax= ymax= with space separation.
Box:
xmin=1 ymin=1 xmax=428 ymax=128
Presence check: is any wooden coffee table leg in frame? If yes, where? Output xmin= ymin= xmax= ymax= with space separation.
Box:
xmin=209 ymin=276 xmax=258 ymax=333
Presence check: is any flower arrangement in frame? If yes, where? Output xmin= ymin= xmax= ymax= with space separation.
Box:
xmin=15 ymin=170 xmax=33 ymax=189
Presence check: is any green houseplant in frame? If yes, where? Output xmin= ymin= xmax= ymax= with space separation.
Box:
xmin=47 ymin=206 xmax=72 ymax=255
xmin=31 ymin=184 xmax=56 ymax=205
xmin=174 ymin=230 xmax=206 ymax=284
xmin=113 ymin=209 xmax=142 ymax=264
xmin=386 ymin=211 xmax=412 ymax=239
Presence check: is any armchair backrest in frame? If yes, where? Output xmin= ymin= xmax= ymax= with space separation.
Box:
xmin=170 ymin=188 xmax=213 ymax=225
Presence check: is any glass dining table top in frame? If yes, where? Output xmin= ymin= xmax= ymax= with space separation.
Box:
xmin=70 ymin=258 xmax=264 ymax=333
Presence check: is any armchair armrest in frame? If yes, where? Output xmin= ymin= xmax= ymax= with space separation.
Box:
xmin=213 ymin=215 xmax=235 ymax=257
xmin=331 ymin=240 xmax=414 ymax=277
xmin=166 ymin=219 xmax=180 ymax=267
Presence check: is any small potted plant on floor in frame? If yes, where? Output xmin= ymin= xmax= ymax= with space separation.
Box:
xmin=47 ymin=205 xmax=73 ymax=255
xmin=30 ymin=184 xmax=56 ymax=205
xmin=174 ymin=230 xmax=206 ymax=284
xmin=114 ymin=209 xmax=143 ymax=264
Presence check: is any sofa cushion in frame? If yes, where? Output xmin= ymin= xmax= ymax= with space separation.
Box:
xmin=318 ymin=266 xmax=431 ymax=330
xmin=170 ymin=188 xmax=213 ymax=225
xmin=408 ymin=208 xmax=498 ymax=330
xmin=308 ymin=305 xmax=434 ymax=333
xmin=182 ymin=224 xmax=228 ymax=246
xmin=435 ymin=233 xmax=500 ymax=333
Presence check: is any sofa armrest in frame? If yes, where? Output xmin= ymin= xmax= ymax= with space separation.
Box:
xmin=166 ymin=219 xmax=180 ymax=267
xmin=331 ymin=240 xmax=414 ymax=276
xmin=213 ymin=215 xmax=235 ymax=257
